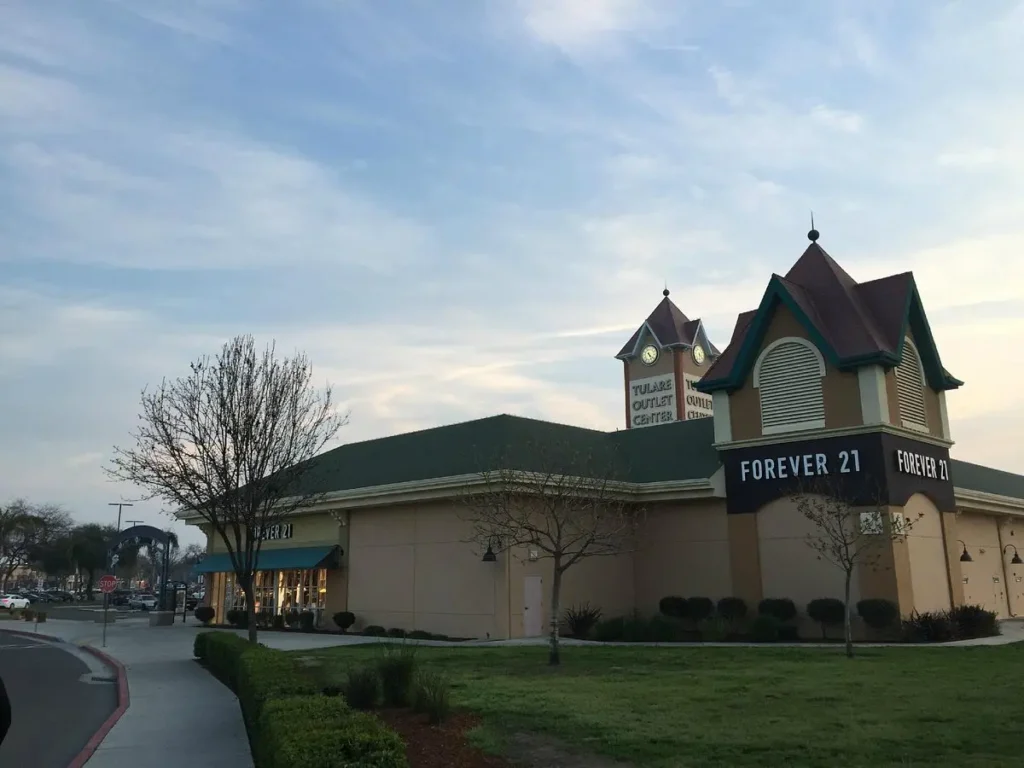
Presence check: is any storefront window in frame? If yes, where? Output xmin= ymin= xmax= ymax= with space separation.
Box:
xmin=216 ymin=567 xmax=330 ymax=627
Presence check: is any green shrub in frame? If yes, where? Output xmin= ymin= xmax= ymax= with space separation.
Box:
xmin=658 ymin=596 xmax=688 ymax=619
xmin=284 ymin=609 xmax=300 ymax=628
xmin=751 ymin=614 xmax=782 ymax=643
xmin=411 ymin=670 xmax=451 ymax=724
xmin=194 ymin=606 xmax=215 ymax=625
xmin=592 ymin=616 xmax=626 ymax=642
xmin=407 ymin=630 xmax=432 ymax=640
xmin=333 ymin=611 xmax=356 ymax=632
xmin=563 ymin=603 xmax=602 ymax=639
xmin=363 ymin=625 xmax=387 ymax=637
xmin=345 ymin=665 xmax=381 ymax=711
xmin=272 ymin=614 xmax=286 ymax=630
xmin=716 ymin=597 xmax=748 ymax=623
xmin=807 ymin=598 xmax=847 ymax=639
xmin=23 ymin=608 xmax=34 ymax=621
xmin=687 ymin=597 xmax=715 ymax=623
xmin=902 ymin=611 xmax=956 ymax=643
xmin=202 ymin=632 xmax=252 ymax=688
xmin=376 ymin=644 xmax=417 ymax=707
xmin=698 ymin=616 xmax=729 ymax=642
xmin=258 ymin=696 xmax=406 ymax=768
xmin=235 ymin=645 xmax=320 ymax=726
xmin=258 ymin=708 xmax=405 ymax=768
xmin=193 ymin=631 xmax=210 ymax=660
xmin=856 ymin=598 xmax=900 ymax=630
xmin=226 ymin=608 xmax=249 ymax=628
xmin=386 ymin=627 xmax=407 ymax=638
xmin=758 ymin=598 xmax=797 ymax=623
xmin=646 ymin=615 xmax=679 ymax=642
xmin=299 ymin=611 xmax=316 ymax=632
xmin=948 ymin=604 xmax=1000 ymax=639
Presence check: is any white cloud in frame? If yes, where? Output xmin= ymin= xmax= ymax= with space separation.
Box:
xmin=517 ymin=0 xmax=665 ymax=54
xmin=809 ymin=105 xmax=864 ymax=133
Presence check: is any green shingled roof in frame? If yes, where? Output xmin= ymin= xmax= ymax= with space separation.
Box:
xmin=282 ymin=413 xmax=1023 ymax=503
xmin=289 ymin=414 xmax=719 ymax=496
xmin=950 ymin=460 xmax=1024 ymax=500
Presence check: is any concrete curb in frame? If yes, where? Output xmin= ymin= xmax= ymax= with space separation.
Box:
xmin=0 ymin=626 xmax=130 ymax=768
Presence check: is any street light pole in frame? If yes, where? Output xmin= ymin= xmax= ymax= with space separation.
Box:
xmin=108 ymin=502 xmax=134 ymax=532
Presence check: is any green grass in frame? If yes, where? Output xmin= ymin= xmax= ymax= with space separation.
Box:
xmin=306 ymin=642 xmax=1024 ymax=768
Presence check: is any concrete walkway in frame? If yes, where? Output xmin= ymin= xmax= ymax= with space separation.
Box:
xmin=1 ymin=614 xmax=1019 ymax=768
xmin=1 ymin=617 xmax=253 ymax=768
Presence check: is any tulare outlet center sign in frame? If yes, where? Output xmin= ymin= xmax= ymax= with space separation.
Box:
xmin=722 ymin=432 xmax=956 ymax=515
xmin=630 ymin=373 xmax=676 ymax=428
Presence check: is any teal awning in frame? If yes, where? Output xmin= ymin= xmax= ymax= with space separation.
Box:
xmin=193 ymin=545 xmax=341 ymax=574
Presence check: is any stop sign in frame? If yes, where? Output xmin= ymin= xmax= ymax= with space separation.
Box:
xmin=99 ymin=575 xmax=118 ymax=594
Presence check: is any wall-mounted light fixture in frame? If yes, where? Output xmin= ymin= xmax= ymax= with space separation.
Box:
xmin=481 ymin=539 xmax=498 ymax=563
xmin=957 ymin=540 xmax=973 ymax=562
xmin=1004 ymin=544 xmax=1023 ymax=564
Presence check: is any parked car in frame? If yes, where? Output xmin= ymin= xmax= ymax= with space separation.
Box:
xmin=128 ymin=594 xmax=158 ymax=611
xmin=0 ymin=595 xmax=29 ymax=611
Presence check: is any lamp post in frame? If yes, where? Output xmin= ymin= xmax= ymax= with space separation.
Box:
xmin=1004 ymin=544 xmax=1023 ymax=565
xmin=108 ymin=502 xmax=134 ymax=532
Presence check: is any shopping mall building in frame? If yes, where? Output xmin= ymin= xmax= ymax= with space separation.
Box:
xmin=186 ymin=234 xmax=1024 ymax=636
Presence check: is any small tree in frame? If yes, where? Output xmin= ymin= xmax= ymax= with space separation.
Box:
xmin=0 ymin=501 xmax=72 ymax=591
xmin=793 ymin=479 xmax=922 ymax=658
xmin=108 ymin=335 xmax=345 ymax=643
xmin=460 ymin=438 xmax=644 ymax=666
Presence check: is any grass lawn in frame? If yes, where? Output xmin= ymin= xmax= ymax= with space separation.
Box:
xmin=307 ymin=642 xmax=1024 ymax=768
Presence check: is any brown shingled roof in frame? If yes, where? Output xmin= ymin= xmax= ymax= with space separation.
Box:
xmin=616 ymin=291 xmax=720 ymax=359
xmin=696 ymin=240 xmax=962 ymax=393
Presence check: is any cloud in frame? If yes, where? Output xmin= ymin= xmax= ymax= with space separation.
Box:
xmin=1 ymin=0 xmax=1023 ymax=542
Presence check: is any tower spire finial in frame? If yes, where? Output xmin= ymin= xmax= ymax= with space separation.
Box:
xmin=663 ymin=280 xmax=669 ymax=297
xmin=808 ymin=211 xmax=819 ymax=242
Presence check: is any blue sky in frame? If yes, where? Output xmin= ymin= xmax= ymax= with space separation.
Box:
xmin=2 ymin=0 xmax=1023 ymax=544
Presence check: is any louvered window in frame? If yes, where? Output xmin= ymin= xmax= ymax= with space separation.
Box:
xmin=895 ymin=338 xmax=928 ymax=431
xmin=754 ymin=339 xmax=826 ymax=435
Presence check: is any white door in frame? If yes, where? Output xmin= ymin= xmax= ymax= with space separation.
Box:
xmin=523 ymin=576 xmax=543 ymax=637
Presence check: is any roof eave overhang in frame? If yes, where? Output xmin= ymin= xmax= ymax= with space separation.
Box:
xmin=955 ymin=487 xmax=1024 ymax=517
xmin=176 ymin=473 xmax=718 ymax=522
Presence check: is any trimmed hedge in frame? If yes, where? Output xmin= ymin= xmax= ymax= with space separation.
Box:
xmin=192 ymin=631 xmax=407 ymax=768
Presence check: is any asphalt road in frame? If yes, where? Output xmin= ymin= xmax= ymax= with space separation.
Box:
xmin=0 ymin=632 xmax=118 ymax=768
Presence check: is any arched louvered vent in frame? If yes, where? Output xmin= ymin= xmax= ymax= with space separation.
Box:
xmin=754 ymin=339 xmax=826 ymax=435
xmin=895 ymin=338 xmax=928 ymax=431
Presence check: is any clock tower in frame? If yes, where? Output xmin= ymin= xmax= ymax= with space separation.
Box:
xmin=616 ymin=289 xmax=720 ymax=430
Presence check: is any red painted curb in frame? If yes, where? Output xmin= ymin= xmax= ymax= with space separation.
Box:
xmin=68 ymin=645 xmax=130 ymax=768
xmin=0 ymin=627 xmax=130 ymax=768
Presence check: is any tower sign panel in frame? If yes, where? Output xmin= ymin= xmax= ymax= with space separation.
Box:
xmin=682 ymin=374 xmax=713 ymax=420
xmin=629 ymin=373 xmax=677 ymax=428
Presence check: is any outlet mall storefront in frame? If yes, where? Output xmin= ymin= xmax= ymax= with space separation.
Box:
xmin=184 ymin=235 xmax=1024 ymax=639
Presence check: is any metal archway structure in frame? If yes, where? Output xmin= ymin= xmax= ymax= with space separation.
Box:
xmin=109 ymin=525 xmax=176 ymax=610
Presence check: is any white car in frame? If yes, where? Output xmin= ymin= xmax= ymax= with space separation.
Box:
xmin=129 ymin=594 xmax=158 ymax=611
xmin=0 ymin=595 xmax=29 ymax=610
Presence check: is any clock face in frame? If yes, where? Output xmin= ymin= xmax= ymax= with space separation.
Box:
xmin=640 ymin=344 xmax=659 ymax=366
xmin=692 ymin=344 xmax=706 ymax=365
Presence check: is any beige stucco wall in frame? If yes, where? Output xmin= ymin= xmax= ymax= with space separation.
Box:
xmin=756 ymin=496 xmax=862 ymax=612
xmin=957 ymin=512 xmax=1009 ymax=617
xmin=633 ymin=501 xmax=731 ymax=615
xmin=726 ymin=306 xmax=863 ymax=441
xmin=998 ymin=518 xmax=1024 ymax=617
xmin=902 ymin=494 xmax=952 ymax=614
xmin=346 ymin=502 xmax=507 ymax=639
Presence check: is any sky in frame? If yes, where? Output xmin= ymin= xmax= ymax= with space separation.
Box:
xmin=2 ymin=0 xmax=1023 ymax=547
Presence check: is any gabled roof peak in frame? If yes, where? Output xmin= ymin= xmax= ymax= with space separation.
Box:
xmin=616 ymin=290 xmax=720 ymax=359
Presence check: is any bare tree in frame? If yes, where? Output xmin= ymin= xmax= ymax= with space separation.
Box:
xmin=461 ymin=439 xmax=644 ymax=666
xmin=0 ymin=500 xmax=72 ymax=591
xmin=107 ymin=335 xmax=345 ymax=642
xmin=792 ymin=479 xmax=922 ymax=658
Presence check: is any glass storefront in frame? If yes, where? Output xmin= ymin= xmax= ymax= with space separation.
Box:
xmin=220 ymin=568 xmax=329 ymax=627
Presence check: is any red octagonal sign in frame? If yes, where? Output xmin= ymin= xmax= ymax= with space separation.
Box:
xmin=99 ymin=575 xmax=118 ymax=594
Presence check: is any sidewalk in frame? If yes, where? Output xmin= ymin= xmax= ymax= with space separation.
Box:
xmin=2 ymin=617 xmax=253 ymax=768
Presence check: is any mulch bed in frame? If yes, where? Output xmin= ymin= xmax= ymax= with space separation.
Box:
xmin=375 ymin=709 xmax=510 ymax=768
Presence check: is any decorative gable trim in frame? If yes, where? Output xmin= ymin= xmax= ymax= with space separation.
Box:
xmin=616 ymin=322 xmax=664 ymax=360
xmin=697 ymin=274 xmax=962 ymax=394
